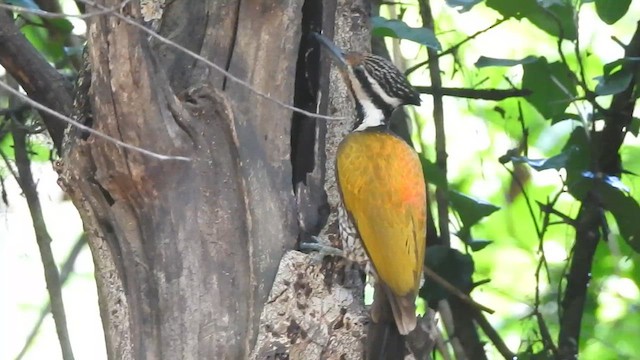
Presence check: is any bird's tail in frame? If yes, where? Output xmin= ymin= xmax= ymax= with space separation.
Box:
xmin=367 ymin=283 xmax=416 ymax=359
xmin=372 ymin=283 xmax=417 ymax=335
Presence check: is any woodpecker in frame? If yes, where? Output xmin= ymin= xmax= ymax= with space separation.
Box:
xmin=314 ymin=33 xmax=427 ymax=336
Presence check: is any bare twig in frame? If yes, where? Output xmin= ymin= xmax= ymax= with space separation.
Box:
xmin=0 ymin=10 xmax=73 ymax=150
xmin=473 ymin=311 xmax=515 ymax=359
xmin=537 ymin=201 xmax=576 ymax=227
xmin=424 ymin=266 xmax=494 ymax=314
xmin=405 ymin=18 xmax=507 ymax=76
xmin=0 ymin=81 xmax=191 ymax=161
xmin=415 ymin=86 xmax=530 ymax=100
xmin=438 ymin=300 xmax=467 ymax=360
xmin=418 ymin=0 xmax=449 ymax=247
xmin=10 ymin=112 xmax=75 ymax=360
xmin=0 ymin=0 xmax=130 ymax=19
xmin=15 ymin=235 xmax=87 ymax=360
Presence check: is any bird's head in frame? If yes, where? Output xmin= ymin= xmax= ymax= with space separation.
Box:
xmin=313 ymin=33 xmax=421 ymax=131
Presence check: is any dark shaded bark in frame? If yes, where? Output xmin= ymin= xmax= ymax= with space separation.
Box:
xmin=558 ymin=21 xmax=640 ymax=360
xmin=0 ymin=11 xmax=72 ymax=151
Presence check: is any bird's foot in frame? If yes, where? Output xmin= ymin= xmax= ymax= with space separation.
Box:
xmin=299 ymin=236 xmax=345 ymax=259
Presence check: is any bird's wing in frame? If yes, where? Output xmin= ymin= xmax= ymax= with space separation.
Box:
xmin=337 ymin=131 xmax=427 ymax=297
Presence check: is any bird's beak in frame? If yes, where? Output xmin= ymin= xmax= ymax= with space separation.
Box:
xmin=312 ymin=32 xmax=348 ymax=68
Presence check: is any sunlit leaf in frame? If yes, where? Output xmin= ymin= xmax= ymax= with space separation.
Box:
xmin=0 ymin=133 xmax=15 ymax=160
xmin=372 ymin=17 xmax=441 ymax=50
xmin=28 ymin=141 xmax=53 ymax=163
xmin=445 ymin=0 xmax=483 ymax=12
xmin=595 ymin=0 xmax=632 ymax=25
xmin=450 ymin=191 xmax=500 ymax=228
xmin=522 ymin=57 xmax=577 ymax=119
xmin=49 ymin=18 xmax=74 ymax=34
xmin=21 ymin=22 xmax=65 ymax=62
xmin=475 ymin=55 xmax=539 ymax=68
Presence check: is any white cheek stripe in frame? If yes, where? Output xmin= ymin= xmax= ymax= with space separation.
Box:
xmin=347 ymin=70 xmax=385 ymax=131
xmin=356 ymin=100 xmax=385 ymax=131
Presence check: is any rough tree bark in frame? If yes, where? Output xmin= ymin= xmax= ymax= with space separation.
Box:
xmin=51 ymin=0 xmax=372 ymax=359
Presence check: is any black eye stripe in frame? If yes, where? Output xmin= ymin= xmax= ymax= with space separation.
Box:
xmin=352 ymin=68 xmax=394 ymax=116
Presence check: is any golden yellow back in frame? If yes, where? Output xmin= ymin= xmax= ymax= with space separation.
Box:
xmin=336 ymin=130 xmax=426 ymax=297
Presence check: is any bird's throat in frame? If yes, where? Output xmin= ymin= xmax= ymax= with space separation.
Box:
xmin=354 ymin=99 xmax=387 ymax=131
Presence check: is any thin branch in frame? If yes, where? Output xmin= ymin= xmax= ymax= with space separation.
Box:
xmin=535 ymin=309 xmax=558 ymax=357
xmin=558 ymin=21 xmax=640 ymax=359
xmin=0 ymin=81 xmax=191 ymax=161
xmin=415 ymin=86 xmax=530 ymax=100
xmin=537 ymin=201 xmax=577 ymax=227
xmin=438 ymin=300 xmax=468 ymax=360
xmin=15 ymin=235 xmax=87 ymax=360
xmin=501 ymin=164 xmax=542 ymax=239
xmin=0 ymin=0 xmax=130 ymax=19
xmin=0 ymin=10 xmax=73 ymax=150
xmin=0 ymin=148 xmax=20 ymax=185
xmin=424 ymin=266 xmax=494 ymax=314
xmin=418 ymin=0 xmax=449 ymax=247
xmin=473 ymin=311 xmax=516 ymax=359
xmin=405 ymin=18 xmax=507 ymax=76
xmin=11 ymin=115 xmax=75 ymax=360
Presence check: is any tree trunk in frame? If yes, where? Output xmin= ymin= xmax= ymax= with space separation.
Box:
xmin=57 ymin=0 xmax=371 ymax=358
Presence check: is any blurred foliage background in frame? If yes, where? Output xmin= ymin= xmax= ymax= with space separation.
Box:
xmin=1 ymin=0 xmax=639 ymax=359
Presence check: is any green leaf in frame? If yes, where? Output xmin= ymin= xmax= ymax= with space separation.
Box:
xmin=0 ymin=133 xmax=15 ymax=160
xmin=522 ymin=57 xmax=577 ymax=119
xmin=445 ymin=0 xmax=483 ymax=12
xmin=28 ymin=140 xmax=53 ymax=163
xmin=475 ymin=55 xmax=539 ymax=68
xmin=570 ymin=176 xmax=640 ymax=253
xmin=420 ymin=157 xmax=447 ymax=188
xmin=487 ymin=0 xmax=576 ymax=40
xmin=527 ymin=1 xmax=577 ymax=40
xmin=603 ymin=58 xmax=640 ymax=76
xmin=551 ymin=112 xmax=583 ymax=125
xmin=420 ymin=246 xmax=475 ymax=305
xmin=372 ymin=17 xmax=441 ymax=50
xmin=630 ymin=117 xmax=640 ymax=137
xmin=49 ymin=18 xmax=74 ymax=34
xmin=595 ymin=0 xmax=631 ymax=25
xmin=5 ymin=0 xmax=39 ymax=9
xmin=594 ymin=69 xmax=633 ymax=96
xmin=449 ymin=191 xmax=500 ymax=228
xmin=468 ymin=239 xmax=493 ymax=252
xmin=486 ymin=0 xmax=538 ymax=18
xmin=509 ymin=146 xmax=579 ymax=171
